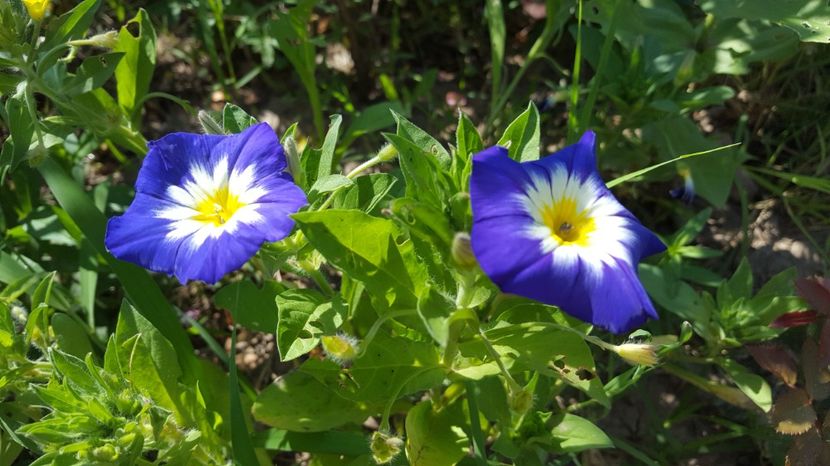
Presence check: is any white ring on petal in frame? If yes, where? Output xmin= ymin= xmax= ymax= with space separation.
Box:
xmin=154 ymin=155 xmax=270 ymax=245
xmin=518 ymin=165 xmax=637 ymax=267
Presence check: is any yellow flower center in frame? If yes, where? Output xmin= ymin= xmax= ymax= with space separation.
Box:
xmin=193 ymin=186 xmax=245 ymax=226
xmin=540 ymin=197 xmax=595 ymax=246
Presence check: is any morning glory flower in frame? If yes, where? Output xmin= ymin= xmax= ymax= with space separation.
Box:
xmin=469 ymin=131 xmax=665 ymax=333
xmin=105 ymin=123 xmax=307 ymax=283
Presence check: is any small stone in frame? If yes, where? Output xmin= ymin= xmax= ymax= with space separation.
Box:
xmin=242 ymin=352 xmax=258 ymax=368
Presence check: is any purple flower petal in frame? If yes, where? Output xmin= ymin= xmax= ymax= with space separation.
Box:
xmin=470 ymin=130 xmax=665 ymax=333
xmin=105 ymin=123 xmax=307 ymax=283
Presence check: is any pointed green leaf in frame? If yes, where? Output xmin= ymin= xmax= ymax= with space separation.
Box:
xmin=497 ymin=102 xmax=541 ymax=162
xmin=276 ymin=289 xmax=345 ymax=361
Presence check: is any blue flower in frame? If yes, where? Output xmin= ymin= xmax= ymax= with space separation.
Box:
xmin=105 ymin=123 xmax=307 ymax=284
xmin=469 ymin=131 xmax=665 ymax=333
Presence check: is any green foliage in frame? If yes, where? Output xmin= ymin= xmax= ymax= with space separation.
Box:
xmin=0 ymin=1 xmax=825 ymax=464
xmin=113 ymin=8 xmax=156 ymax=127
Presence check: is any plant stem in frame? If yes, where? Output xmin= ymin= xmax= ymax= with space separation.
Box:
xmin=567 ymin=0 xmax=584 ymax=141
xmin=307 ymin=267 xmax=334 ymax=296
xmin=478 ymin=328 xmax=523 ymax=393
xmin=316 ymin=147 xmax=393 ymax=211
xmin=357 ymin=309 xmax=418 ymax=358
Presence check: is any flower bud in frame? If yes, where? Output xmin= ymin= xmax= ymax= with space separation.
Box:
xmin=370 ymin=431 xmax=403 ymax=464
xmin=91 ymin=444 xmax=119 ymax=462
xmin=115 ymin=389 xmax=140 ymax=415
xmin=321 ymin=334 xmax=359 ymax=365
xmin=613 ymin=343 xmax=659 ymax=366
xmin=283 ymin=135 xmax=303 ymax=181
xmin=83 ymin=31 xmax=120 ymax=49
xmin=451 ymin=232 xmax=476 ymax=270
xmin=508 ymin=388 xmax=534 ymax=416
xmin=23 ymin=0 xmax=49 ymax=21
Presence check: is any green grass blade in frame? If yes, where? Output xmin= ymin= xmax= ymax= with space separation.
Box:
xmin=485 ymin=0 xmax=505 ymax=114
xmin=577 ymin=0 xmax=622 ymax=134
xmin=567 ymin=0 xmax=584 ymax=141
xmin=606 ymin=143 xmax=741 ymax=189
xmin=750 ymin=166 xmax=830 ymax=194
xmin=229 ymin=327 xmax=260 ymax=466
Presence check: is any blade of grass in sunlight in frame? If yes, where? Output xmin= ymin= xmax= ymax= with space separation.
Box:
xmin=606 ymin=143 xmax=742 ymax=189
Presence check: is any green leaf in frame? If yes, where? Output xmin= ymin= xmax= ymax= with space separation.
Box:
xmin=509 ymin=325 xmax=609 ymax=407
xmin=214 ymin=279 xmax=283 ymax=333
xmin=253 ymin=371 xmax=367 ymax=432
xmin=405 ymin=399 xmax=468 ymax=466
xmin=641 ymin=117 xmax=742 ymax=206
xmin=293 ymin=209 xmax=420 ymax=308
xmin=252 ymin=429 xmax=370 ymax=455
xmin=51 ymin=313 xmax=93 ymax=359
xmin=342 ymin=101 xmax=405 ymax=148
xmin=114 ymin=9 xmax=156 ymax=127
xmin=416 ymin=286 xmax=455 ymax=347
xmin=717 ymin=257 xmax=753 ymax=309
xmin=63 ymin=52 xmax=124 ymax=96
xmin=41 ymin=0 xmax=102 ymax=51
xmin=390 ymin=197 xmax=454 ymax=246
xmin=114 ymin=301 xmax=187 ymax=420
xmin=305 ymin=114 xmax=342 ymax=187
xmin=0 ymin=301 xmax=13 ymax=348
xmin=37 ymin=158 xmax=196 ymax=377
xmin=455 ymin=112 xmax=484 ymax=161
xmin=51 ymin=89 xmax=147 ymax=154
xmin=222 ymin=103 xmax=258 ymax=134
xmin=385 ymin=133 xmax=446 ymax=210
xmin=671 ymin=208 xmax=713 ymax=247
xmin=699 ymin=0 xmax=830 ymax=44
xmin=301 ymin=333 xmax=445 ymax=404
xmin=392 ymin=111 xmax=451 ymax=168
xmin=720 ymin=358 xmax=773 ymax=412
xmin=546 ymin=413 xmax=613 ymax=453
xmin=640 ymin=264 xmax=710 ymax=323
xmin=228 ymin=328 xmax=260 ymax=466
xmin=3 ymin=94 xmax=34 ymax=170
xmin=276 ymin=289 xmax=345 ymax=361
xmin=331 ymin=173 xmax=398 ymax=212
xmin=497 ymin=102 xmax=541 ymax=162
xmin=476 ymin=376 xmax=511 ymax=426
xmin=0 ymin=70 xmax=23 ymax=96
xmin=49 ymin=348 xmax=99 ymax=394
xmin=678 ymin=86 xmax=736 ymax=110
xmin=308 ymin=174 xmax=354 ymax=203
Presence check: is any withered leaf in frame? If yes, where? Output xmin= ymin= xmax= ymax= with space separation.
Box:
xmin=818 ymin=320 xmax=830 ymax=369
xmin=795 ymin=277 xmax=830 ymax=315
xmin=803 ymin=338 xmax=830 ymax=401
xmin=772 ymin=388 xmax=817 ymax=435
xmin=785 ymin=428 xmax=830 ymax=466
xmin=771 ymin=311 xmax=819 ymax=329
xmin=747 ymin=344 xmax=798 ymax=387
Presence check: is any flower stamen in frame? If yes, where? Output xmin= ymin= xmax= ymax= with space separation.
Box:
xmin=194 ymin=186 xmax=245 ymax=226
xmin=539 ymin=197 xmax=595 ymax=246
